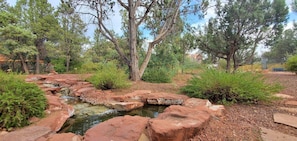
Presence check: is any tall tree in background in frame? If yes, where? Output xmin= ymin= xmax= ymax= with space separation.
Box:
xmin=75 ymin=0 xmax=207 ymax=81
xmin=57 ymin=0 xmax=87 ymax=72
xmin=0 ymin=0 xmax=9 ymax=11
xmin=197 ymin=0 xmax=288 ymax=72
xmin=263 ymin=29 xmax=297 ymax=63
xmin=0 ymin=25 xmax=37 ymax=74
xmin=14 ymin=0 xmax=60 ymax=73
xmin=0 ymin=1 xmax=37 ymax=73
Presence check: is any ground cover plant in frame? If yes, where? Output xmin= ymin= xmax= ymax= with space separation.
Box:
xmin=0 ymin=71 xmax=47 ymax=129
xmin=181 ymin=69 xmax=282 ymax=104
xmin=87 ymin=62 xmax=130 ymax=90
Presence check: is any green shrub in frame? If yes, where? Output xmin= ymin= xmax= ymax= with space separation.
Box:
xmin=51 ymin=58 xmax=66 ymax=73
xmin=87 ymin=62 xmax=130 ymax=90
xmin=285 ymin=54 xmax=297 ymax=74
xmin=77 ymin=62 xmax=101 ymax=73
xmin=142 ymin=67 xmax=175 ymax=83
xmin=181 ymin=69 xmax=282 ymax=104
xmin=0 ymin=71 xmax=46 ymax=129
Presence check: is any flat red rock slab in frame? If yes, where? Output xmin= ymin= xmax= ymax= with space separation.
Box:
xmin=261 ymin=127 xmax=297 ymax=141
xmin=105 ymin=101 xmax=144 ymax=111
xmin=38 ymin=133 xmax=83 ymax=141
xmin=84 ymin=115 xmax=149 ymax=141
xmin=0 ymin=126 xmax=51 ymax=141
xmin=279 ymin=107 xmax=297 ymax=113
xmin=35 ymin=110 xmax=72 ymax=132
xmin=274 ymin=113 xmax=297 ymax=128
xmin=274 ymin=94 xmax=294 ymax=99
xmin=285 ymin=100 xmax=297 ymax=106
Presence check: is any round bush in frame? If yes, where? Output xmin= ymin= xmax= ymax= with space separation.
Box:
xmin=87 ymin=62 xmax=130 ymax=90
xmin=181 ymin=69 xmax=282 ymax=104
xmin=285 ymin=54 xmax=297 ymax=74
xmin=0 ymin=71 xmax=46 ymax=129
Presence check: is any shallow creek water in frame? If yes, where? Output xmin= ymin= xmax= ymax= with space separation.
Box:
xmin=58 ymin=96 xmax=166 ymax=135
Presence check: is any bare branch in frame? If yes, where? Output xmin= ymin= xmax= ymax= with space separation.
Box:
xmin=117 ymin=0 xmax=129 ymax=10
xmin=136 ymin=0 xmax=156 ymax=27
xmin=151 ymin=0 xmax=181 ymax=45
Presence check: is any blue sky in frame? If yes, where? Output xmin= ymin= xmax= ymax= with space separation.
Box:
xmin=7 ymin=0 xmax=297 ymax=41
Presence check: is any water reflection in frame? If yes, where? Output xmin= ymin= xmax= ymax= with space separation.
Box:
xmin=59 ymin=105 xmax=167 ymax=135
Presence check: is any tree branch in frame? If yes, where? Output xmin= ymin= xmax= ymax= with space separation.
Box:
xmin=136 ymin=1 xmax=156 ymax=27
xmin=117 ymin=0 xmax=128 ymax=10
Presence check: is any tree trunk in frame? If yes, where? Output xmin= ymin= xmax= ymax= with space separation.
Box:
xmin=66 ymin=55 xmax=70 ymax=72
xmin=233 ymin=53 xmax=238 ymax=73
xmin=139 ymin=43 xmax=154 ymax=77
xmin=36 ymin=54 xmax=40 ymax=74
xmin=19 ymin=54 xmax=29 ymax=74
xmin=35 ymin=40 xmax=42 ymax=74
xmin=181 ymin=48 xmax=185 ymax=74
xmin=35 ymin=39 xmax=46 ymax=74
xmin=226 ymin=54 xmax=231 ymax=73
xmin=66 ymin=47 xmax=70 ymax=72
xmin=128 ymin=0 xmax=140 ymax=81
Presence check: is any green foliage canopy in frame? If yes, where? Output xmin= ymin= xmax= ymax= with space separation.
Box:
xmin=197 ymin=0 xmax=288 ymax=72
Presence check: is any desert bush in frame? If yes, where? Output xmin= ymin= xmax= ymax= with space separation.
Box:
xmin=87 ymin=62 xmax=130 ymax=90
xmin=142 ymin=67 xmax=175 ymax=83
xmin=285 ymin=54 xmax=297 ymax=74
xmin=0 ymin=71 xmax=46 ymax=129
xmin=77 ymin=61 xmax=102 ymax=73
xmin=181 ymin=69 xmax=281 ymax=104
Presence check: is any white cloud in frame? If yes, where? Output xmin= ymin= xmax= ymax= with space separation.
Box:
xmin=284 ymin=21 xmax=295 ymax=30
xmin=190 ymin=0 xmax=227 ymax=30
xmin=286 ymin=0 xmax=294 ymax=13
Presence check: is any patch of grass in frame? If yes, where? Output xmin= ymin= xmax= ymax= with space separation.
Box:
xmin=181 ymin=69 xmax=282 ymax=104
xmin=0 ymin=71 xmax=46 ymax=129
xmin=87 ymin=62 xmax=130 ymax=90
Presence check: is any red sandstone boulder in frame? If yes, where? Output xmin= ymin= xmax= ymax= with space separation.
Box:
xmin=146 ymin=92 xmax=189 ymax=105
xmin=125 ymin=90 xmax=152 ymax=102
xmin=148 ymin=105 xmax=211 ymax=141
xmin=84 ymin=115 xmax=150 ymax=141
xmin=75 ymin=87 xmax=96 ymax=96
xmin=110 ymin=91 xmax=188 ymax=105
xmin=183 ymin=98 xmax=225 ymax=117
xmin=35 ymin=107 xmax=74 ymax=132
xmin=110 ymin=90 xmax=152 ymax=103
xmin=46 ymin=95 xmax=64 ymax=111
xmin=104 ymin=101 xmax=144 ymax=111
xmin=0 ymin=126 xmax=52 ymax=141
xmin=182 ymin=98 xmax=212 ymax=107
xmin=285 ymin=100 xmax=297 ymax=106
xmin=80 ymin=91 xmax=109 ymax=105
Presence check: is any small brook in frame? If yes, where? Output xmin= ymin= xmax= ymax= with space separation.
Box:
xmin=58 ymin=96 xmax=166 ymax=135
